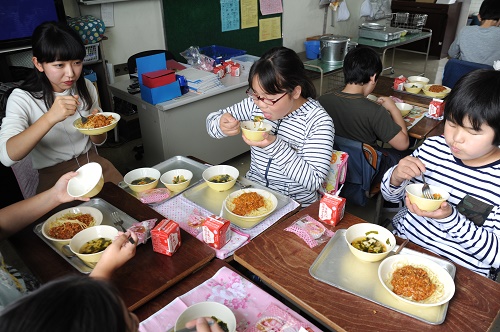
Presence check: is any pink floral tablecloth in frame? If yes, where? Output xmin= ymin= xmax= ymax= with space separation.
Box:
xmin=139 ymin=267 xmax=321 ymax=332
xmin=404 ymin=105 xmax=427 ymax=131
xmin=151 ymin=195 xmax=300 ymax=259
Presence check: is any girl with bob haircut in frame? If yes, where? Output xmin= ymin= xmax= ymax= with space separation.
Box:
xmin=381 ymin=69 xmax=500 ymax=279
xmin=206 ymin=47 xmax=334 ymax=207
xmin=0 ymin=21 xmax=122 ymax=193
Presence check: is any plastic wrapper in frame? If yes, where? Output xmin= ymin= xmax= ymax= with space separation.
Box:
xmin=135 ymin=188 xmax=171 ymax=205
xmin=180 ymin=46 xmax=215 ymax=72
xmin=127 ymin=218 xmax=157 ymax=245
xmin=247 ymin=303 xmax=315 ymax=332
xmin=285 ymin=215 xmax=334 ymax=248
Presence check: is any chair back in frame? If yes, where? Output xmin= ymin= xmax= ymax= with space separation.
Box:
xmin=333 ymin=136 xmax=382 ymax=206
xmin=442 ymin=58 xmax=493 ymax=89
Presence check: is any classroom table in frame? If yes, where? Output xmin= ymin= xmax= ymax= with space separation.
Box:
xmin=233 ymin=202 xmax=500 ymax=331
xmin=8 ymin=182 xmax=216 ymax=311
xmin=373 ymin=76 xmax=444 ymax=141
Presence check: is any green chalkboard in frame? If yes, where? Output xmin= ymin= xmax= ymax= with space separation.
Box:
xmin=162 ymin=0 xmax=282 ymax=61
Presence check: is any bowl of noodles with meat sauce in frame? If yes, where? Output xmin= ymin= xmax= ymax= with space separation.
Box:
xmin=378 ymin=254 xmax=455 ymax=307
xmin=422 ymin=84 xmax=451 ymax=99
xmin=224 ymin=188 xmax=278 ymax=224
xmin=73 ymin=112 xmax=121 ymax=136
xmin=41 ymin=206 xmax=103 ymax=247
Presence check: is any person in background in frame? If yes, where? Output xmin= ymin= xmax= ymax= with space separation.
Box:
xmin=318 ymin=46 xmax=410 ymax=182
xmin=448 ymin=0 xmax=500 ymax=66
xmin=381 ymin=69 xmax=500 ymax=279
xmin=0 ymin=21 xmax=122 ymax=194
xmin=0 ymin=275 xmax=222 ymax=332
xmin=0 ymin=172 xmax=138 ymax=309
xmin=206 ymin=46 xmax=334 ymax=207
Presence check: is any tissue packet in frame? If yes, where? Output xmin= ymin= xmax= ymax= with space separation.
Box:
xmin=285 ymin=215 xmax=334 ymax=248
xmin=127 ymin=218 xmax=157 ymax=245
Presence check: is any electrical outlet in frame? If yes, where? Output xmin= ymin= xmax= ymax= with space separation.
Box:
xmin=114 ymin=63 xmax=129 ymax=77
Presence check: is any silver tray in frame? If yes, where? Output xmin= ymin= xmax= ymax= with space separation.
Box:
xmin=118 ymin=156 xmax=209 ymax=206
xmin=358 ymin=27 xmax=406 ymax=41
xmin=182 ymin=178 xmax=291 ymax=229
xmin=309 ymin=230 xmax=456 ymax=325
xmin=33 ymin=198 xmax=140 ymax=274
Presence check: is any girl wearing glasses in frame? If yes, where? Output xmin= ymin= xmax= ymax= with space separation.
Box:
xmin=206 ymin=47 xmax=334 ymax=206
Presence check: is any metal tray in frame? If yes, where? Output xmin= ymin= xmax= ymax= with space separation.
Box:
xmin=393 ymin=87 xmax=433 ymax=100
xmin=118 ymin=156 xmax=209 ymax=206
xmin=33 ymin=198 xmax=140 ymax=274
xmin=358 ymin=27 xmax=406 ymax=41
xmin=182 ymin=177 xmax=291 ymax=229
xmin=309 ymin=230 xmax=456 ymax=325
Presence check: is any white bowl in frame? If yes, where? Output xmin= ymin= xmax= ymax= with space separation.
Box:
xmin=69 ymin=225 xmax=119 ymax=268
xmin=202 ymin=165 xmax=239 ymax=192
xmin=395 ymin=102 xmax=413 ymax=117
xmin=422 ymin=84 xmax=451 ymax=99
xmin=124 ymin=168 xmax=161 ymax=193
xmin=240 ymin=120 xmax=273 ymax=142
xmin=403 ymin=82 xmax=424 ymax=94
xmin=73 ymin=112 xmax=120 ymax=136
xmin=405 ymin=183 xmax=450 ymax=212
xmin=67 ymin=162 xmax=104 ymax=198
xmin=378 ymin=254 xmax=455 ymax=307
xmin=41 ymin=206 xmax=103 ymax=246
xmin=175 ymin=302 xmax=236 ymax=332
xmin=345 ymin=223 xmax=396 ymax=262
xmin=224 ymin=188 xmax=278 ymax=224
xmin=366 ymin=94 xmax=378 ymax=102
xmin=407 ymin=76 xmax=430 ymax=85
xmin=160 ymin=169 xmax=193 ymax=192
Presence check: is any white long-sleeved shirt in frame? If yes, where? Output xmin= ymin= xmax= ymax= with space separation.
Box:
xmin=381 ymin=135 xmax=500 ymax=277
xmin=0 ymin=79 xmax=100 ymax=169
xmin=207 ymin=97 xmax=335 ymax=207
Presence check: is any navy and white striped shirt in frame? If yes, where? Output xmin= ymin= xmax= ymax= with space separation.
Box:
xmin=382 ymin=135 xmax=500 ymax=277
xmin=207 ymin=97 xmax=335 ymax=206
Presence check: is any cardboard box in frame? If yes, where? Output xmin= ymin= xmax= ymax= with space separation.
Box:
xmin=140 ymin=80 xmax=181 ymax=105
xmin=142 ymin=69 xmax=175 ymax=88
xmin=202 ymin=215 xmax=231 ymax=249
xmin=151 ymin=219 xmax=181 ymax=256
xmin=318 ymin=193 xmax=346 ymax=226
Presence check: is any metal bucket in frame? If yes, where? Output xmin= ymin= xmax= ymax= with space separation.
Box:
xmin=319 ymin=35 xmax=349 ymax=64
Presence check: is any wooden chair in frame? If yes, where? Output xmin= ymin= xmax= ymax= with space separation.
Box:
xmin=442 ymin=58 xmax=493 ymax=89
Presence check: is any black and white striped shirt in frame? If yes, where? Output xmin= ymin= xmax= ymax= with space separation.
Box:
xmin=207 ymin=97 xmax=335 ymax=206
xmin=382 ymin=135 xmax=500 ymax=277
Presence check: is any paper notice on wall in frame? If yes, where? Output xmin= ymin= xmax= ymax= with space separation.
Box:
xmin=221 ymin=0 xmax=240 ymax=32
xmin=101 ymin=3 xmax=114 ymax=27
xmin=259 ymin=0 xmax=283 ymax=15
xmin=259 ymin=16 xmax=281 ymax=41
xmin=241 ymin=0 xmax=258 ymax=29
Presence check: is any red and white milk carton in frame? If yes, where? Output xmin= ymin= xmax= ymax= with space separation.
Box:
xmin=213 ymin=65 xmax=225 ymax=78
xmin=230 ymin=63 xmax=241 ymax=77
xmin=318 ymin=193 xmax=346 ymax=226
xmin=428 ymin=98 xmax=444 ymax=118
xmin=224 ymin=60 xmax=234 ymax=74
xmin=202 ymin=215 xmax=231 ymax=249
xmin=151 ymin=219 xmax=181 ymax=256
xmin=393 ymin=75 xmax=407 ymax=91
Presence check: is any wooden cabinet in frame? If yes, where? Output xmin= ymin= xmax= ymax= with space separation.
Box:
xmin=391 ymin=0 xmax=462 ymax=58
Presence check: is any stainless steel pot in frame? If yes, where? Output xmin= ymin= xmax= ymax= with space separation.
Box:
xmin=319 ymin=35 xmax=349 ymax=64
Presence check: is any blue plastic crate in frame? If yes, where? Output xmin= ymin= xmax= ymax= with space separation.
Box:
xmin=199 ymin=45 xmax=246 ymax=65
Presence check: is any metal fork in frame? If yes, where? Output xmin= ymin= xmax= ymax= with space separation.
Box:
xmin=421 ymin=173 xmax=433 ymax=199
xmin=111 ymin=212 xmax=135 ymax=244
xmin=70 ymin=90 xmax=87 ymax=124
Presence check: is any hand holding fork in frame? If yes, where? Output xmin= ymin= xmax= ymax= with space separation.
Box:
xmin=111 ymin=211 xmax=135 ymax=244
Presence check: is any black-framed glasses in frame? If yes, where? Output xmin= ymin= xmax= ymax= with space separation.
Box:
xmin=246 ymin=88 xmax=287 ymax=106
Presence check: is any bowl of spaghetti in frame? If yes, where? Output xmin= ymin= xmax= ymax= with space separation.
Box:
xmin=41 ymin=206 xmax=103 ymax=246
xmin=73 ymin=112 xmax=120 ymax=136
xmin=422 ymin=84 xmax=451 ymax=99
xmin=378 ymin=254 xmax=455 ymax=307
xmin=224 ymin=188 xmax=277 ymax=224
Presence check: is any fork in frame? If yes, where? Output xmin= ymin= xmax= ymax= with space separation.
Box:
xmin=111 ymin=212 xmax=135 ymax=244
xmin=421 ymin=173 xmax=433 ymax=199
xmin=70 ymin=89 xmax=87 ymax=124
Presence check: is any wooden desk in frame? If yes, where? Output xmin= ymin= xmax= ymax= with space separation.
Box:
xmin=373 ymin=76 xmax=444 ymax=140
xmin=9 ymin=182 xmax=215 ymax=311
xmin=234 ymin=202 xmax=500 ymax=331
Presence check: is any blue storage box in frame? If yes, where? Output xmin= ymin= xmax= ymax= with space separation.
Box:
xmin=199 ymin=45 xmax=246 ymax=65
xmin=140 ymin=80 xmax=181 ymax=105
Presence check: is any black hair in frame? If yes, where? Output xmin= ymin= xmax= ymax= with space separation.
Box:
xmin=248 ymin=46 xmax=316 ymax=99
xmin=0 ymin=21 xmax=92 ymax=115
xmin=444 ymin=69 xmax=500 ymax=145
xmin=0 ymin=276 xmax=127 ymax=332
xmin=479 ymin=0 xmax=500 ymax=21
xmin=342 ymin=46 xmax=382 ymax=85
